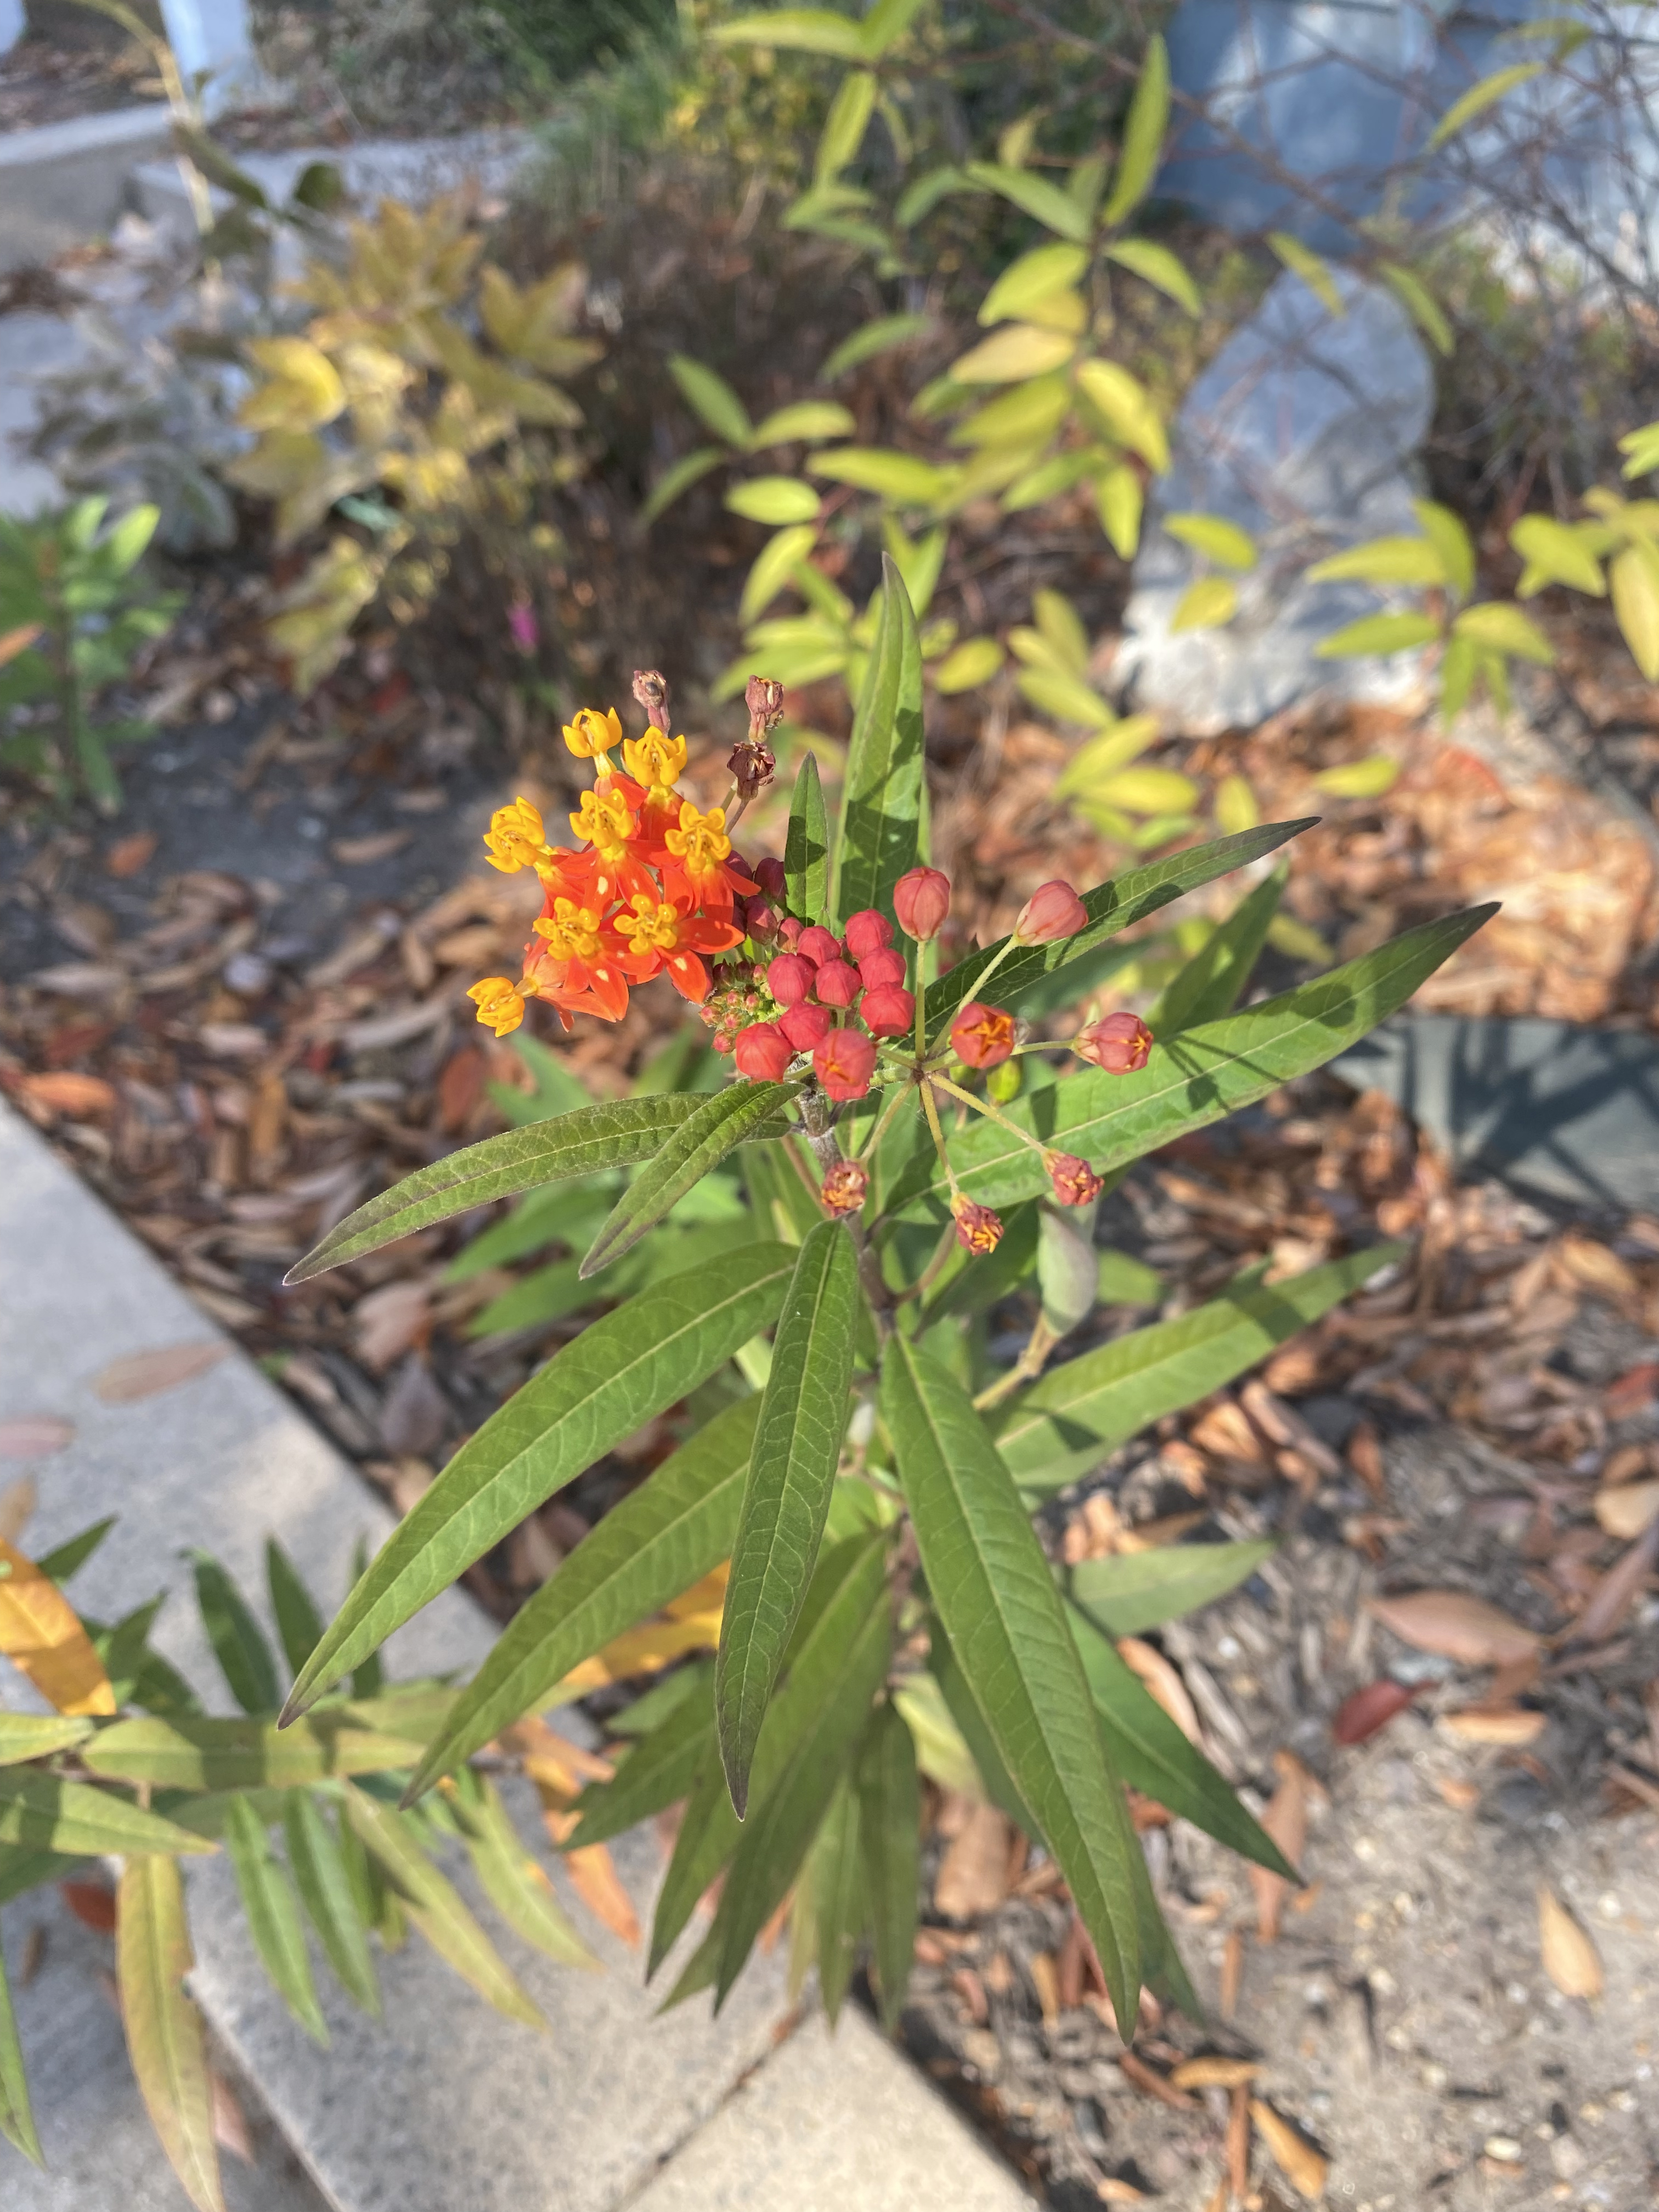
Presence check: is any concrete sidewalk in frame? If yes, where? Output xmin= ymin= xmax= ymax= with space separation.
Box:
xmin=0 ymin=1101 xmax=1031 ymax=2212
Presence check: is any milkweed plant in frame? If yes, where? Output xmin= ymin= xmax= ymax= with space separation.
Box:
xmin=0 ymin=558 xmax=1493 ymax=2208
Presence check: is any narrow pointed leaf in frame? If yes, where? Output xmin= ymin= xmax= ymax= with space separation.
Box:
xmin=0 ymin=1936 xmax=41 ymax=2166
xmin=285 ymin=1096 xmax=786 ymax=1283
xmin=833 ymin=553 xmax=925 ymax=924
xmin=1124 ymin=1821 xmax=1201 ymax=2018
xmin=649 ymin=1534 xmax=888 ymax=1977
xmin=1067 ymin=1604 xmax=1296 ymax=1879
xmin=901 ymin=910 xmax=1496 ymax=1219
xmin=1101 ymin=30 xmax=1169 ymax=225
xmin=1069 ymin=1541 xmax=1277 ymax=1636
xmin=0 ymin=1532 xmax=116 ymax=1716
xmin=716 ymin=1221 xmax=860 ymax=1813
xmin=117 ymin=1856 xmax=223 ymax=2212
xmin=266 ymin=1539 xmax=324 ymax=1678
xmin=407 ymin=1403 xmax=757 ymax=1801
xmin=32 ymin=1515 xmax=116 ymax=1586
xmin=1153 ymin=865 xmax=1285 ymax=1035
xmin=189 ymin=1553 xmax=278 ymax=1715
xmin=0 ymin=1713 xmax=94 ymax=1766
xmin=710 ymin=1590 xmax=891 ymax=2002
xmin=923 ymin=820 xmax=1315 ymax=1034
xmin=785 ymin=750 xmax=830 ymax=922
xmin=566 ymin=1667 xmax=716 ymax=1848
xmin=448 ymin=1768 xmax=596 ymax=1968
xmin=928 ymin=1619 xmax=1034 ymax=1831
xmin=582 ymin=1082 xmax=798 ymax=1278
xmin=855 ymin=1700 xmax=919 ymax=2032
xmin=83 ymin=1713 xmax=429 ymax=1793
xmin=341 ymin=1784 xmax=544 ymax=2027
xmin=881 ymin=1336 xmax=1141 ymax=2030
xmin=283 ymin=1790 xmax=379 ymax=2015
xmin=285 ymin=1245 xmax=797 ymax=1717
xmin=0 ymin=1770 xmax=215 ymax=1857
xmin=993 ymin=1245 xmax=1404 ymax=1493
xmin=809 ymin=1779 xmax=864 ymax=2023
xmin=223 ymin=1795 xmax=329 ymax=2044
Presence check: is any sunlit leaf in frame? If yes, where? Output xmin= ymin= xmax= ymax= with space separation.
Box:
xmin=1305 ymin=535 xmax=1444 ymax=588
xmin=932 ymin=636 xmax=1003 ymax=693
xmin=640 ymin=446 xmax=725 ymax=524
xmin=223 ymin=1795 xmax=329 ymax=2044
xmin=1314 ymin=611 xmax=1440 ymax=658
xmin=190 ymin=1551 xmax=278 ymax=1715
xmin=709 ymin=7 xmax=870 ymax=58
xmin=833 ymin=552 xmax=926 ymax=924
xmin=668 ymin=354 xmax=752 ymax=446
xmin=1069 ymin=1541 xmax=1276 ymax=1635
xmin=786 ymin=750 xmax=830 ymax=922
xmin=284 ymin=1791 xmax=379 ymax=2015
xmin=962 ymin=161 xmax=1091 ymax=242
xmin=1610 ymin=541 xmax=1659 ymax=679
xmin=1170 ymin=577 xmax=1238 ymax=631
xmin=750 ymin=400 xmax=857 ymax=448
xmin=1377 ymin=263 xmax=1453 ymax=356
xmin=1164 ymin=512 xmax=1257 ymax=571
xmin=1266 ymin=232 xmax=1344 ymax=317
xmin=1313 ymin=756 xmax=1401 ymax=798
xmin=820 ymin=314 xmax=933 ymax=381
xmin=1075 ymin=359 xmax=1168 ymax=471
xmin=0 ymin=1770 xmax=214 ymax=1857
xmin=582 ymin=1082 xmax=798 ymax=1278
xmin=855 ymin=1700 xmax=919 ymax=2031
xmin=978 ymin=242 xmax=1090 ymax=327
xmin=1101 ymin=32 xmax=1169 ymax=226
xmin=1153 ymin=865 xmax=1284 ymax=1035
xmin=725 ymin=476 xmax=822 ymax=526
xmin=949 ymin=323 xmax=1077 ymax=384
xmin=1427 ymin=61 xmax=1542 ymax=149
xmin=117 ymin=1855 xmax=223 ymax=2212
xmin=0 ymin=1534 xmax=115 ymax=1716
xmin=1510 ymin=515 xmax=1606 ymax=597
xmin=810 ymin=448 xmax=950 ymax=504
xmin=1105 ymin=237 xmax=1198 ymax=315
xmin=1451 ymin=600 xmax=1555 ymax=663
xmin=447 ymin=1767 xmax=596 ymax=1968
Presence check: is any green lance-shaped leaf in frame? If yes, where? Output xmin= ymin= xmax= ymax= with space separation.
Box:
xmin=189 ymin=1552 xmax=279 ymax=1715
xmin=667 ymin=353 xmax=753 ymax=447
xmin=706 ymin=1584 xmax=891 ymax=2005
xmin=0 ymin=1713 xmax=94 ymax=1767
xmin=928 ymin=1617 xmax=1034 ymax=1832
xmin=833 ymin=552 xmax=924 ymax=926
xmin=222 ymin=1795 xmax=329 ymax=2044
xmin=708 ymin=8 xmax=870 ymax=61
xmin=286 ymin=1095 xmax=785 ymax=1283
xmin=83 ymin=1713 xmax=432 ymax=1793
xmin=33 ymin=1515 xmax=116 ymax=1585
xmin=0 ymin=1932 xmax=41 ymax=2168
xmin=266 ymin=1538 xmax=324 ymax=1677
xmin=117 ymin=1855 xmax=224 ymax=2212
xmin=406 ymin=1402 xmax=757 ymax=1802
xmin=341 ymin=1783 xmax=544 ymax=2028
xmin=283 ymin=1790 xmax=379 ymax=2015
xmin=1069 ymin=1540 xmax=1277 ymax=1638
xmin=446 ymin=1768 xmax=596 ymax=1970
xmin=808 ymin=1778 xmax=865 ymax=2023
xmin=649 ymin=1533 xmax=888 ymax=1977
xmin=855 ymin=1699 xmax=920 ymax=2033
xmin=1124 ymin=1820 xmax=1201 ymax=2019
xmin=1152 ymin=865 xmax=1285 ymax=1037
xmin=923 ymin=819 xmax=1316 ymax=1035
xmin=785 ymin=749 xmax=830 ymax=922
xmin=901 ymin=910 xmax=1495 ymax=1220
xmin=993 ymin=1245 xmax=1403 ymax=1494
xmin=0 ymin=1770 xmax=216 ymax=1858
xmin=0 ymin=1846 xmax=82 ymax=1909
xmin=284 ymin=1244 xmax=797 ymax=1717
xmin=1066 ymin=1604 xmax=1296 ymax=1880
xmin=566 ymin=1664 xmax=716 ymax=1848
xmin=881 ymin=1336 xmax=1141 ymax=2031
xmin=1101 ymin=30 xmax=1169 ymax=227
xmin=716 ymin=1221 xmax=860 ymax=1815
xmin=582 ymin=1082 xmax=798 ymax=1278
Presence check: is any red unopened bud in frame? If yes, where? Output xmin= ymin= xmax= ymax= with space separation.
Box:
xmin=951 ymin=1194 xmax=1004 ymax=1254
xmin=813 ymin=958 xmax=861 ymax=1008
xmin=813 ymin=1026 xmax=876 ymax=1101
xmin=1045 ymin=1150 xmax=1104 ymax=1206
xmin=1075 ymin=1010 xmax=1154 ymax=1074
xmin=777 ymin=916 xmax=805 ymax=951
xmin=779 ymin=1001 xmax=832 ymax=1052
xmin=744 ymin=899 xmax=780 ymax=939
xmin=950 ymin=1000 xmax=1017 ymax=1070
xmin=1014 ymin=878 xmax=1087 ymax=946
xmin=797 ymin=924 xmax=843 ymax=967
xmin=753 ymin=856 xmax=788 ymax=901
xmin=844 ymin=909 xmax=894 ymax=959
xmin=858 ymin=946 xmax=907 ymax=990
xmin=766 ymin=952 xmax=816 ymax=1009
xmin=859 ymin=984 xmax=913 ymax=1038
xmin=734 ymin=1024 xmax=793 ymax=1081
xmin=820 ymin=1159 xmax=869 ymax=1214
xmin=893 ymin=866 xmax=950 ymax=944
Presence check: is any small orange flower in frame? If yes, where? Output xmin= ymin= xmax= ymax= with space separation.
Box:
xmin=662 ymin=799 xmax=757 ymax=917
xmin=612 ymin=890 xmax=744 ymax=1003
xmin=621 ymin=726 xmax=689 ymax=834
xmin=569 ymin=785 xmax=654 ymax=907
xmin=468 ymin=976 xmax=526 ymax=1037
xmin=563 ymin=706 xmax=623 ymax=765
xmin=532 ymin=897 xmax=605 ymax=962
xmin=951 ymin=1000 xmax=1017 ymax=1070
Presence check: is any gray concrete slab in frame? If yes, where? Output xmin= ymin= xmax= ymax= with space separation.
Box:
xmin=0 ymin=309 xmax=83 ymax=517
xmin=628 ymin=2007 xmax=1035 ymax=2212
xmin=0 ymin=105 xmax=174 ymax=273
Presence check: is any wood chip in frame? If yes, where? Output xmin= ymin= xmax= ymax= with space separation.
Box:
xmin=935 ymin=1800 xmax=1014 ymax=1918
xmin=9 ymin=1070 xmax=117 ymax=1118
xmin=1118 ymin=2051 xmax=1198 ymax=2109
xmin=1116 ymin=1638 xmax=1200 ymax=1742
xmin=1249 ymin=1751 xmax=1307 ymax=1944
xmin=1029 ymin=1949 xmax=1060 ymax=2027
xmin=91 ymin=1341 xmax=228 ymax=1403
xmin=331 ymin=828 xmax=412 ymax=865
xmin=1537 ymin=1884 xmax=1602 ymax=2000
xmin=1440 ymin=1706 xmax=1546 ymax=1745
xmin=1172 ymin=2056 xmax=1261 ymax=2090
xmin=1220 ymin=1928 xmax=1244 ymax=2020
xmin=0 ymin=1477 xmax=35 ymax=1545
xmin=1227 ymin=2079 xmax=1251 ymax=2201
xmin=1250 ymin=2100 xmax=1329 ymax=2200
xmin=1572 ymin=1519 xmax=1659 ymax=1645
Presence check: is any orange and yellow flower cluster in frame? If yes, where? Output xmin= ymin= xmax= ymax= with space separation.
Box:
xmin=468 ymin=707 xmax=757 ymax=1039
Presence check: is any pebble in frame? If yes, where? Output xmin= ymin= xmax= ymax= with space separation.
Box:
xmin=1485 ymin=2136 xmax=1523 ymax=2163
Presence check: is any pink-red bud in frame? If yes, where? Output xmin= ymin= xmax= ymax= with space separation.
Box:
xmin=1075 ymin=1010 xmax=1153 ymax=1074
xmin=743 ymin=899 xmax=780 ymax=939
xmin=797 ymin=924 xmax=843 ymax=967
xmin=820 ymin=1159 xmax=869 ymax=1214
xmin=859 ymin=984 xmax=914 ymax=1038
xmin=779 ymin=1001 xmax=833 ymax=1052
xmin=893 ymin=866 xmax=950 ymax=944
xmin=766 ymin=952 xmax=816 ymax=1009
xmin=1045 ymin=1150 xmax=1104 ymax=1206
xmin=733 ymin=1024 xmax=793 ymax=1081
xmin=777 ymin=916 xmax=805 ymax=951
xmin=752 ymin=856 xmax=787 ymax=901
xmin=844 ymin=909 xmax=894 ymax=958
xmin=1014 ymin=878 xmax=1087 ymax=946
xmin=812 ymin=958 xmax=861 ymax=1008
xmin=858 ymin=946 xmax=907 ymax=990
xmin=813 ymin=1026 xmax=876 ymax=1101
xmin=950 ymin=1000 xmax=1017 ymax=1071
xmin=951 ymin=1195 xmax=1004 ymax=1254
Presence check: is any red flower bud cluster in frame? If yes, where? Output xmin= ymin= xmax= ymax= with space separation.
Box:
xmin=730 ymin=904 xmax=914 ymax=1103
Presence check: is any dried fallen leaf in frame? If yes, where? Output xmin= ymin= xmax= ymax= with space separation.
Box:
xmin=0 ymin=1417 xmax=74 ymax=1460
xmin=1554 ymin=1234 xmax=1640 ymax=1305
xmin=60 ymin=1877 xmax=118 ymax=1932
xmin=1249 ymin=1751 xmax=1307 ymax=1944
xmin=1029 ymin=1949 xmax=1060 ymax=2027
xmin=1227 ymin=2079 xmax=1251 ymax=2202
xmin=1116 ymin=1637 xmax=1201 ymax=1742
xmin=935 ymin=1800 xmax=1014 ymax=1918
xmin=1436 ymin=1776 xmax=1480 ymax=1812
xmin=1441 ymin=1706 xmax=1546 ymax=1745
xmin=1572 ymin=1519 xmax=1659 ymax=1646
xmin=0 ymin=1477 xmax=36 ymax=1545
xmin=1594 ymin=1479 xmax=1659 ymax=1541
xmin=1537 ymin=1884 xmax=1602 ymax=2000
xmin=331 ymin=828 xmax=411 ymax=865
xmin=209 ymin=2068 xmax=253 ymax=2164
xmin=1171 ymin=2055 xmax=1261 ymax=2090
xmin=91 ymin=1341 xmax=228 ymax=1404
xmin=10 ymin=1070 xmax=117 ymax=1119
xmin=1250 ymin=2099 xmax=1329 ymax=2200
xmin=1331 ymin=1678 xmax=1418 ymax=1746
xmin=0 ymin=1534 xmax=117 ymax=1715
xmin=1605 ymin=1362 xmax=1659 ymax=1419
xmin=562 ymin=1842 xmax=641 ymax=1949
xmin=1220 ymin=1928 xmax=1244 ymax=2019
xmin=1096 ymin=2182 xmax=1147 ymax=2205
xmin=105 ymin=831 xmax=159 ymax=878
xmin=1367 ymin=1589 xmax=1541 ymax=1668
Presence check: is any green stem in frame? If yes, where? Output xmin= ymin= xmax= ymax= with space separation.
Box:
xmin=928 ymin=1071 xmax=1050 ymax=1163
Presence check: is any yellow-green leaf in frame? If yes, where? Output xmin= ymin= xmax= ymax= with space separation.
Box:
xmin=1314 ymin=611 xmax=1440 ymax=658
xmin=1165 ymin=512 xmax=1257 ymax=570
xmin=1618 ymin=421 xmax=1659 ymax=481
xmin=933 ymin=636 xmax=1003 ymax=692
xmin=810 ymin=448 xmax=950 ymax=505
xmin=1313 ymin=756 xmax=1401 ymax=798
xmin=1266 ymin=233 xmax=1344 ymax=318
xmin=1611 ymin=540 xmax=1659 ymax=680
xmin=1096 ymin=461 xmax=1143 ymax=556
xmin=1104 ymin=238 xmax=1199 ymax=315
xmin=1427 ymin=61 xmax=1542 ymax=150
xmin=668 ymin=354 xmax=752 ymax=447
xmin=750 ymin=400 xmax=857 ymax=449
xmin=1306 ymin=535 xmax=1444 ymax=588
xmin=816 ymin=68 xmax=876 ymax=180
xmin=741 ymin=523 xmax=818 ymax=622
xmin=1053 ymin=715 xmax=1160 ymax=796
xmin=1510 ymin=515 xmax=1606 ymax=597
xmin=725 ymin=477 xmax=822 ymax=526
xmin=0 ymin=1536 xmax=116 ymax=1716
xmin=1378 ymin=263 xmax=1453 ymax=356
xmin=978 ymin=242 xmax=1090 ymax=327
xmin=962 ymin=161 xmax=1092 ymax=242
xmin=1101 ymin=32 xmax=1169 ymax=228
xmin=1412 ymin=498 xmax=1476 ymax=602
xmin=239 ymin=338 xmax=346 ymax=433
xmin=1170 ymin=577 xmax=1238 ymax=631
xmin=1075 ymin=359 xmax=1168 ymax=471
xmin=118 ymin=1857 xmax=223 ymax=2212
xmin=1452 ymin=600 xmax=1555 ymax=663
xmin=1091 ymin=766 xmax=1200 ymax=815
xmin=949 ymin=324 xmax=1077 ymax=385
xmin=1214 ymin=773 xmax=1259 ymax=834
